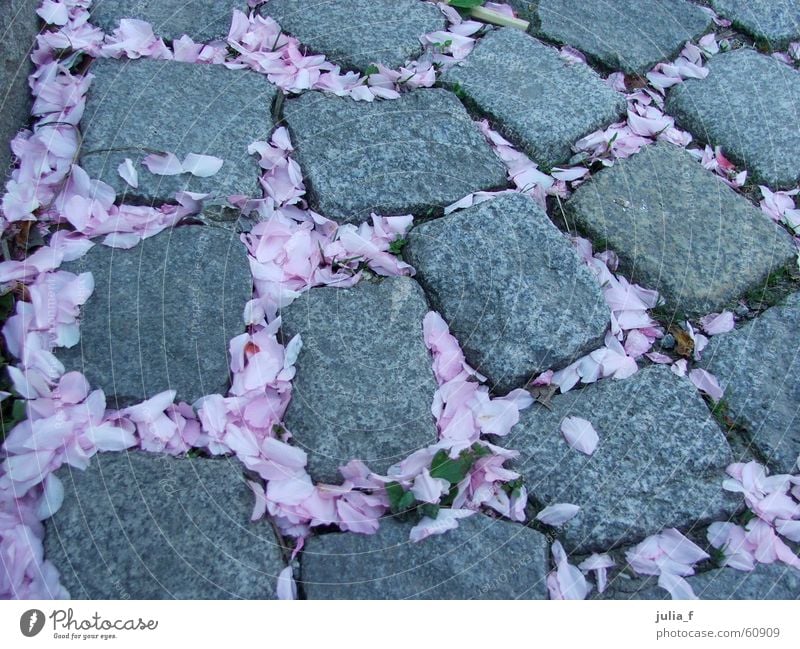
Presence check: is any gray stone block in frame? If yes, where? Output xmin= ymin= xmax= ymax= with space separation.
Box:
xmin=80 ymin=58 xmax=276 ymax=205
xmin=710 ymin=0 xmax=800 ymax=49
xmin=666 ymin=48 xmax=800 ymax=189
xmin=279 ymin=278 xmax=438 ymax=483
xmin=566 ymin=143 xmax=795 ymax=316
xmin=441 ymin=27 xmax=626 ymax=170
xmin=0 ymin=0 xmax=39 ymax=181
xmin=519 ymin=0 xmax=712 ymax=74
xmin=56 ymin=225 xmax=252 ymax=408
xmin=44 ymin=452 xmax=287 ymax=599
xmin=701 ymin=292 xmax=800 ymax=474
xmin=505 ymin=366 xmax=741 ymax=553
xmin=262 ymin=0 xmax=446 ymax=71
xmin=300 ymin=514 xmax=550 ymax=599
xmin=90 ymin=0 xmax=246 ymax=43
xmin=281 ymin=88 xmax=508 ymax=223
xmin=405 ymin=193 xmax=608 ymax=393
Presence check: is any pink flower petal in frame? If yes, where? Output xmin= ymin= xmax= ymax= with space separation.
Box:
xmin=182 ymin=153 xmax=224 ymax=177
xmin=689 ymin=368 xmax=723 ymax=401
xmin=699 ymin=311 xmax=734 ymax=335
xmin=409 ymin=509 xmax=474 ymax=542
xmin=560 ymin=416 xmax=599 ymax=455
xmin=276 ymin=565 xmax=296 ymax=600
xmin=548 ymin=541 xmax=589 ymax=600
xmin=536 ymin=503 xmax=580 ymax=526
xmin=658 ymin=571 xmax=698 ymax=600
xmin=117 ymin=158 xmax=139 ymax=188
xmin=142 ymin=152 xmax=184 ymax=176
xmin=410 ymin=468 xmax=450 ymax=504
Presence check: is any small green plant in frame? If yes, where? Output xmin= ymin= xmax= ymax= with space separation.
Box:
xmin=709 ymin=544 xmax=727 ymax=567
xmin=385 ymin=444 xmax=499 ymax=519
xmin=710 ymin=397 xmax=732 ymax=429
xmin=388 ymin=238 xmax=407 ymax=256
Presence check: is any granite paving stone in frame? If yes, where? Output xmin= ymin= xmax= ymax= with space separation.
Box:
xmin=90 ymin=0 xmax=247 ymax=43
xmin=262 ymin=0 xmax=446 ymax=71
xmin=300 ymin=514 xmax=549 ymax=599
xmin=566 ymin=143 xmax=796 ymax=316
xmin=0 ymin=0 xmax=39 ymax=181
xmin=279 ymin=278 xmax=438 ymax=483
xmin=505 ymin=366 xmax=741 ymax=553
xmin=281 ymin=88 xmax=507 ymax=223
xmin=508 ymin=0 xmax=712 ymax=75
xmin=44 ymin=452 xmax=287 ymax=599
xmin=709 ymin=0 xmax=800 ymax=49
xmin=598 ymin=564 xmax=800 ymax=599
xmin=700 ymin=292 xmax=800 ymax=474
xmin=405 ymin=193 xmax=608 ymax=394
xmin=666 ymin=48 xmax=800 ymax=188
xmin=441 ymin=27 xmax=626 ymax=170
xmin=56 ymin=225 xmax=252 ymax=408
xmin=80 ymin=58 xmax=276 ymax=205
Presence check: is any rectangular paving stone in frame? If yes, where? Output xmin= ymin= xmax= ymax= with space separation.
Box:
xmin=441 ymin=27 xmax=626 ymax=170
xmin=0 ymin=0 xmax=38 ymax=182
xmin=80 ymin=58 xmax=276 ymax=205
xmin=279 ymin=278 xmax=438 ymax=483
xmin=300 ymin=515 xmax=549 ymax=599
xmin=90 ymin=0 xmax=246 ymax=43
xmin=56 ymin=225 xmax=252 ymax=408
xmin=666 ymin=48 xmax=800 ymax=189
xmin=566 ymin=143 xmax=796 ymax=316
xmin=510 ymin=0 xmax=712 ymax=75
xmin=282 ymin=89 xmax=507 ymax=223
xmin=710 ymin=0 xmax=800 ymax=49
xmin=506 ymin=366 xmax=741 ymax=553
xmin=700 ymin=292 xmax=800 ymax=474
xmin=45 ymin=452 xmax=287 ymax=599
xmin=405 ymin=193 xmax=608 ymax=394
xmin=262 ymin=0 xmax=446 ymax=71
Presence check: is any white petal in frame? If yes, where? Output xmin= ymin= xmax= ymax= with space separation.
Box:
xmin=182 ymin=153 xmax=224 ymax=177
xmin=536 ymin=503 xmax=580 ymax=526
xmin=117 ymin=158 xmax=139 ymax=188
xmin=560 ymin=416 xmax=599 ymax=455
xmin=142 ymin=152 xmax=184 ymax=176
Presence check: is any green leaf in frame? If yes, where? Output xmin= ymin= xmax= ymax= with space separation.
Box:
xmin=420 ymin=503 xmax=440 ymax=519
xmin=385 ymin=481 xmax=406 ymax=512
xmin=501 ymin=477 xmax=524 ymax=498
xmin=363 ymin=64 xmax=379 ymax=76
xmin=448 ymin=0 xmax=484 ymax=8
xmin=429 ymin=449 xmax=473 ymax=485
xmin=397 ymin=490 xmax=417 ymax=512
xmin=473 ymin=444 xmax=492 ymax=458
xmin=386 ymin=482 xmax=418 ymax=514
xmin=11 ymin=399 xmax=25 ymax=422
xmin=0 ymin=292 xmax=14 ymax=321
xmin=388 ymin=238 xmax=407 ymax=256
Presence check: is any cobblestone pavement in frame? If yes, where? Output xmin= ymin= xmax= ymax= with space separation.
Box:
xmin=1 ymin=0 xmax=799 ymax=601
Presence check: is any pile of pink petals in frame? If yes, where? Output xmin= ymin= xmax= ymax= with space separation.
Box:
xmin=4 ymin=0 xmax=799 ymax=602
xmin=708 ymin=461 xmax=800 ymax=573
xmin=625 ymin=529 xmax=711 ymax=599
xmin=548 ymin=528 xmax=713 ymax=600
xmin=760 ymin=186 xmax=800 ymax=236
xmin=547 ymin=542 xmax=616 ymax=600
